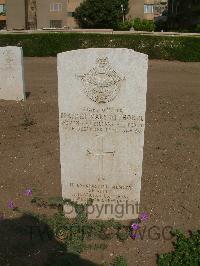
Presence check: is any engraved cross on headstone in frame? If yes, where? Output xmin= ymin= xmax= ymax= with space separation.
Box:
xmin=87 ymin=135 xmax=115 ymax=181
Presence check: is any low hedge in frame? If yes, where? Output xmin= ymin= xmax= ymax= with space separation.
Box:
xmin=0 ymin=33 xmax=200 ymax=61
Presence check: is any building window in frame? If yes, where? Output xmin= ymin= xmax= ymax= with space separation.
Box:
xmin=50 ymin=20 xmax=62 ymax=28
xmin=144 ymin=4 xmax=154 ymax=14
xmin=50 ymin=3 xmax=62 ymax=12
xmin=0 ymin=4 xmax=6 ymax=14
xmin=67 ymin=12 xmax=75 ymax=17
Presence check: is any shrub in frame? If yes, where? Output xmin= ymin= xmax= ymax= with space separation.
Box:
xmin=117 ymin=21 xmax=132 ymax=31
xmin=157 ymin=230 xmax=200 ymax=266
xmin=155 ymin=19 xmax=168 ymax=32
xmin=196 ymin=24 xmax=200 ymax=33
xmin=132 ymin=18 xmax=155 ymax=32
xmin=0 ymin=33 xmax=199 ymax=61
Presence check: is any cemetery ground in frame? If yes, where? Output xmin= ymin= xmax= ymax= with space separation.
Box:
xmin=0 ymin=57 xmax=200 ymax=266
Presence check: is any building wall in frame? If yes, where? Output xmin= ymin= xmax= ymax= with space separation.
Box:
xmin=154 ymin=0 xmax=167 ymax=18
xmin=36 ymin=0 xmax=67 ymax=29
xmin=0 ymin=0 xmax=6 ymax=29
xmin=143 ymin=0 xmax=154 ymax=20
xmin=6 ymin=0 xmax=161 ymax=30
xmin=0 ymin=0 xmax=6 ymax=11
xmin=66 ymin=0 xmax=83 ymax=28
xmin=36 ymin=0 xmax=83 ymax=29
xmin=0 ymin=0 xmax=6 ymax=20
xmin=6 ymin=0 xmax=26 ymax=30
xmin=128 ymin=0 xmax=157 ymax=21
xmin=127 ymin=0 xmax=144 ymax=20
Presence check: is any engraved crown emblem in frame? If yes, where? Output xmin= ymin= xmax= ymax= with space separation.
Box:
xmin=78 ymin=57 xmax=125 ymax=104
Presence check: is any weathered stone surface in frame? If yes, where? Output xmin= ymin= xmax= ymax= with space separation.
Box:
xmin=58 ymin=48 xmax=148 ymax=220
xmin=0 ymin=46 xmax=25 ymax=101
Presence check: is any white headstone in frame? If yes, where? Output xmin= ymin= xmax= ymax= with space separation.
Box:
xmin=0 ymin=46 xmax=25 ymax=101
xmin=58 ymin=48 xmax=148 ymax=220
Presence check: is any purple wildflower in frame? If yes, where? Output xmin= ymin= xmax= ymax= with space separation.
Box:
xmin=8 ymin=201 xmax=15 ymax=209
xmin=131 ymin=223 xmax=140 ymax=231
xmin=131 ymin=233 xmax=140 ymax=240
xmin=24 ymin=189 xmax=32 ymax=196
xmin=139 ymin=212 xmax=149 ymax=222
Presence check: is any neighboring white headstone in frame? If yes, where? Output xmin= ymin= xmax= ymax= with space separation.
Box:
xmin=0 ymin=46 xmax=25 ymax=101
xmin=58 ymin=48 xmax=148 ymax=220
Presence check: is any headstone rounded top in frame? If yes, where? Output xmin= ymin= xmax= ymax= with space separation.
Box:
xmin=58 ymin=48 xmax=148 ymax=60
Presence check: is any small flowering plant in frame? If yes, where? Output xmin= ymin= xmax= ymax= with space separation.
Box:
xmin=24 ymin=189 xmax=33 ymax=196
xmin=8 ymin=201 xmax=15 ymax=209
xmin=130 ymin=212 xmax=149 ymax=240
xmin=131 ymin=223 xmax=140 ymax=231
xmin=139 ymin=212 xmax=149 ymax=222
xmin=131 ymin=233 xmax=140 ymax=240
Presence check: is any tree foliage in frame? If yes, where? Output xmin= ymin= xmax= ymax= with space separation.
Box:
xmin=74 ymin=0 xmax=129 ymax=29
xmin=168 ymin=0 xmax=200 ymax=30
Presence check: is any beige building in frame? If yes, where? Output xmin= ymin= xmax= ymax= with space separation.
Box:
xmin=143 ymin=0 xmax=155 ymax=20
xmin=0 ymin=0 xmax=6 ymax=29
xmin=128 ymin=0 xmax=166 ymax=21
xmin=154 ymin=0 xmax=168 ymax=18
xmin=66 ymin=0 xmax=82 ymax=28
xmin=6 ymin=0 xmax=165 ymax=30
xmin=37 ymin=0 xmax=69 ymax=29
xmin=6 ymin=0 xmax=26 ymax=30
xmin=127 ymin=0 xmax=144 ymax=21
xmin=6 ymin=0 xmax=83 ymax=30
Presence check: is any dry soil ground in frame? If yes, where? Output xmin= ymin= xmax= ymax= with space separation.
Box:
xmin=0 ymin=58 xmax=199 ymax=266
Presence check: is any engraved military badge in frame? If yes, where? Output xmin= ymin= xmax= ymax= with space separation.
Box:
xmin=78 ymin=57 xmax=125 ymax=103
